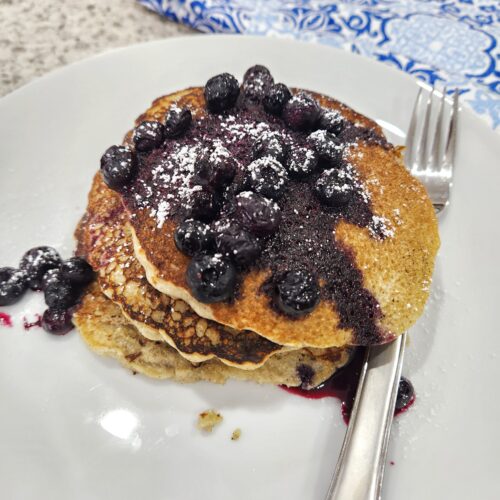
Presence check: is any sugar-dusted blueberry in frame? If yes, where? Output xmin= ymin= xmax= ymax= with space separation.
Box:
xmin=263 ymin=83 xmax=292 ymax=115
xmin=186 ymin=254 xmax=236 ymax=303
xmin=44 ymin=280 xmax=79 ymax=309
xmin=285 ymin=145 xmax=318 ymax=179
xmin=100 ymin=145 xmax=137 ymax=190
xmin=164 ymin=106 xmax=192 ymax=138
xmin=395 ymin=376 xmax=415 ymax=412
xmin=133 ymin=121 xmax=165 ymax=152
xmin=235 ymin=191 xmax=281 ymax=237
xmin=41 ymin=268 xmax=65 ymax=291
xmin=246 ymin=156 xmax=288 ymax=200
xmin=314 ymin=168 xmax=355 ymax=207
xmin=274 ymin=269 xmax=320 ymax=318
xmin=204 ymin=73 xmax=240 ymax=113
xmin=0 ymin=267 xmax=27 ymax=306
xmin=20 ymin=246 xmax=62 ymax=291
xmin=193 ymin=144 xmax=236 ymax=189
xmin=189 ymin=188 xmax=221 ymax=223
xmin=242 ymin=65 xmax=274 ymax=102
xmin=318 ymin=109 xmax=346 ymax=136
xmin=307 ymin=130 xmax=343 ymax=167
xmin=252 ymin=131 xmax=287 ymax=163
xmin=174 ymin=219 xmax=214 ymax=256
xmin=282 ymin=92 xmax=320 ymax=131
xmin=61 ymin=257 xmax=94 ymax=286
xmin=214 ymin=220 xmax=261 ymax=267
xmin=41 ymin=308 xmax=74 ymax=335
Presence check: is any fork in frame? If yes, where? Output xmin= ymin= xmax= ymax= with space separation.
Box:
xmin=325 ymin=86 xmax=459 ymax=500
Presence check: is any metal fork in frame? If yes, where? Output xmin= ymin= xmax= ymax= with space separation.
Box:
xmin=325 ymin=86 xmax=459 ymax=500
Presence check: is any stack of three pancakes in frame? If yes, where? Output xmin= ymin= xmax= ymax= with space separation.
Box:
xmin=73 ymin=76 xmax=438 ymax=388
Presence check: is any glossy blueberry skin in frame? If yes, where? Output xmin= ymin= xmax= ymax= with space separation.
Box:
xmin=19 ymin=246 xmax=62 ymax=291
xmin=0 ymin=267 xmax=27 ymax=306
xmin=214 ymin=221 xmax=261 ymax=267
xmin=282 ymin=92 xmax=321 ymax=131
xmin=235 ymin=192 xmax=281 ymax=237
xmin=274 ymin=269 xmax=320 ymax=318
xmin=252 ymin=133 xmax=287 ymax=164
xmin=189 ymin=189 xmax=221 ymax=223
xmin=186 ymin=254 xmax=236 ymax=303
xmin=61 ymin=257 xmax=94 ymax=286
xmin=44 ymin=281 xmax=80 ymax=309
xmin=174 ymin=219 xmax=214 ymax=257
xmin=100 ymin=145 xmax=137 ymax=190
xmin=241 ymin=65 xmax=274 ymax=102
xmin=164 ymin=107 xmax=192 ymax=138
xmin=263 ymin=83 xmax=292 ymax=115
xmin=41 ymin=308 xmax=74 ymax=335
xmin=314 ymin=169 xmax=354 ymax=208
xmin=307 ymin=130 xmax=343 ymax=168
xmin=396 ymin=377 xmax=415 ymax=411
xmin=204 ymin=73 xmax=240 ymax=113
xmin=246 ymin=157 xmax=288 ymax=201
xmin=133 ymin=121 xmax=165 ymax=152
xmin=193 ymin=147 xmax=236 ymax=190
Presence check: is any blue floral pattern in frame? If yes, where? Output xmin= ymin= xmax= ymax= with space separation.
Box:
xmin=138 ymin=0 xmax=500 ymax=129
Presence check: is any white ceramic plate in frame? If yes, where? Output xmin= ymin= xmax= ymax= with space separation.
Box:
xmin=1 ymin=36 xmax=499 ymax=500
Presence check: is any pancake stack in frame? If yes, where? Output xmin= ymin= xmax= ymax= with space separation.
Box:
xmin=73 ymin=66 xmax=439 ymax=388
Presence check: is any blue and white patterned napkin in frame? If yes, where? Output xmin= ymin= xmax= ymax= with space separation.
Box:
xmin=139 ymin=0 xmax=499 ymax=130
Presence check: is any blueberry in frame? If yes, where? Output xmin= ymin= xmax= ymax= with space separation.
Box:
xmin=235 ymin=191 xmax=281 ymax=237
xmin=314 ymin=169 xmax=355 ymax=207
xmin=246 ymin=157 xmax=288 ymax=200
xmin=318 ymin=109 xmax=346 ymax=136
xmin=61 ymin=257 xmax=94 ymax=285
xmin=164 ymin=106 xmax=192 ymax=138
xmin=263 ymin=83 xmax=292 ymax=115
xmin=41 ymin=268 xmax=65 ymax=291
xmin=274 ymin=269 xmax=320 ymax=317
xmin=44 ymin=281 xmax=79 ymax=309
xmin=0 ymin=267 xmax=27 ymax=306
xmin=204 ymin=73 xmax=240 ymax=113
xmin=174 ymin=219 xmax=214 ymax=256
xmin=20 ymin=246 xmax=62 ymax=291
xmin=214 ymin=220 xmax=261 ymax=267
xmin=395 ymin=377 xmax=415 ymax=411
xmin=186 ymin=254 xmax=236 ymax=303
xmin=307 ymin=130 xmax=343 ymax=167
xmin=41 ymin=308 xmax=74 ymax=335
xmin=282 ymin=92 xmax=320 ymax=131
xmin=297 ymin=364 xmax=316 ymax=389
xmin=193 ymin=145 xmax=236 ymax=189
xmin=100 ymin=145 xmax=137 ymax=190
xmin=189 ymin=189 xmax=220 ymax=222
xmin=285 ymin=145 xmax=318 ymax=179
xmin=242 ymin=65 xmax=274 ymax=102
xmin=252 ymin=132 xmax=287 ymax=163
xmin=133 ymin=121 xmax=165 ymax=152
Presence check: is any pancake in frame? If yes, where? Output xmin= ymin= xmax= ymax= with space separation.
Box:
xmin=116 ymin=80 xmax=439 ymax=349
xmin=75 ymin=173 xmax=290 ymax=369
xmin=73 ymin=283 xmax=351 ymax=388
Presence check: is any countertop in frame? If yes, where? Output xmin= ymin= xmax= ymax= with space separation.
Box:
xmin=0 ymin=0 xmax=195 ymax=97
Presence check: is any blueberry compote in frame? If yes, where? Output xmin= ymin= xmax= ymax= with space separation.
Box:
xmin=282 ymin=348 xmax=415 ymax=424
xmin=118 ymin=65 xmax=392 ymax=344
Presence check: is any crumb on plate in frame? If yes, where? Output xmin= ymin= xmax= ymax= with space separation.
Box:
xmin=197 ymin=409 xmax=223 ymax=432
xmin=231 ymin=428 xmax=241 ymax=441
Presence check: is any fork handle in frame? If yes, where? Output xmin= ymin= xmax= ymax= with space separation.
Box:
xmin=325 ymin=334 xmax=406 ymax=500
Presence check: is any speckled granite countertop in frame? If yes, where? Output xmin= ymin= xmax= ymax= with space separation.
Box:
xmin=0 ymin=0 xmax=195 ymax=97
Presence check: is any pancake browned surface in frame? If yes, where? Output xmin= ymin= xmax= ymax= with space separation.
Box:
xmin=76 ymin=173 xmax=289 ymax=369
xmin=73 ymin=283 xmax=351 ymax=387
xmin=119 ymin=86 xmax=439 ymax=348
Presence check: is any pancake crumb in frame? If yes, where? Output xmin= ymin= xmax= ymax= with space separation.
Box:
xmin=231 ymin=428 xmax=242 ymax=441
xmin=197 ymin=409 xmax=223 ymax=432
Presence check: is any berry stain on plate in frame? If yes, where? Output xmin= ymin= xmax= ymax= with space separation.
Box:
xmin=0 ymin=312 xmax=13 ymax=327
